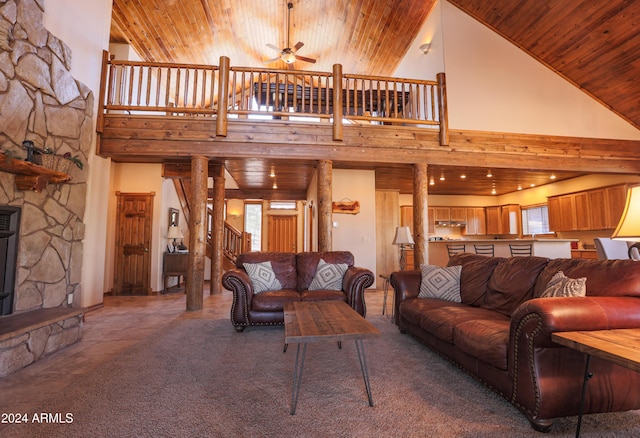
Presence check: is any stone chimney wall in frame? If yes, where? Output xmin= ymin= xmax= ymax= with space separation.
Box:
xmin=0 ymin=0 xmax=91 ymax=314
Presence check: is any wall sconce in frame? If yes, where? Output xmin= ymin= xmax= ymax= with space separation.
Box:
xmin=419 ymin=43 xmax=431 ymax=55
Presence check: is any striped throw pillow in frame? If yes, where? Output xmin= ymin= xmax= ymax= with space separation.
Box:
xmin=419 ymin=264 xmax=462 ymax=302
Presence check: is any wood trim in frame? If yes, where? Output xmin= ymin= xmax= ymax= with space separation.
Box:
xmin=100 ymin=116 xmax=640 ymax=174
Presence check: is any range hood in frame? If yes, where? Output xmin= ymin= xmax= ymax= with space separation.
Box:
xmin=436 ymin=221 xmax=467 ymax=228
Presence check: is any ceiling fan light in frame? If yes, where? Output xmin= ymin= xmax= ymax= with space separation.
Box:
xmin=282 ymin=52 xmax=296 ymax=63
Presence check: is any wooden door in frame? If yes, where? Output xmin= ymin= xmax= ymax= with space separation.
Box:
xmin=267 ymin=214 xmax=297 ymax=252
xmin=114 ymin=192 xmax=154 ymax=295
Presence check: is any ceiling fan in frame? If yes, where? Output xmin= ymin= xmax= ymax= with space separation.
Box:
xmin=265 ymin=2 xmax=316 ymax=65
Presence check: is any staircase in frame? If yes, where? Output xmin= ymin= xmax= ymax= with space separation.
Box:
xmin=173 ymin=179 xmax=251 ymax=271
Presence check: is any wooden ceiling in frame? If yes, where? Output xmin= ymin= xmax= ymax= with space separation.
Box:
xmin=110 ymin=0 xmax=639 ymax=197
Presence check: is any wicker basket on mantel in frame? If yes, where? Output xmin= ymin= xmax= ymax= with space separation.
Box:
xmin=34 ymin=153 xmax=72 ymax=174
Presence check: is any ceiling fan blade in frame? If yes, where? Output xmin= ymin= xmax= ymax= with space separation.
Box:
xmin=294 ymin=41 xmax=304 ymax=51
xmin=295 ymin=55 xmax=316 ymax=64
xmin=266 ymin=43 xmax=282 ymax=53
xmin=264 ymin=56 xmax=283 ymax=64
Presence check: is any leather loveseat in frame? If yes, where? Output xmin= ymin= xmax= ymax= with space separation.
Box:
xmin=222 ymin=251 xmax=374 ymax=332
xmin=390 ymin=253 xmax=640 ymax=432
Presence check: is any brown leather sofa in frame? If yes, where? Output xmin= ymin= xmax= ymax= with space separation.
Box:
xmin=222 ymin=251 xmax=374 ymax=332
xmin=391 ymin=253 xmax=640 ymax=432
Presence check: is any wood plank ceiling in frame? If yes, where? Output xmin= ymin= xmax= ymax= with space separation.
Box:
xmin=110 ymin=0 xmax=639 ymax=197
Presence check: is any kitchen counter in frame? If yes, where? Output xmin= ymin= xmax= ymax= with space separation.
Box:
xmin=427 ymin=238 xmax=576 ymax=267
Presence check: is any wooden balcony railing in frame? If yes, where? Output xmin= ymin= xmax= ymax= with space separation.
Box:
xmin=98 ymin=52 xmax=449 ymax=145
xmin=205 ymin=206 xmax=251 ymax=265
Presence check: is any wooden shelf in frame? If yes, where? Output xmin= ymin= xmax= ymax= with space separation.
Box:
xmin=0 ymin=154 xmax=72 ymax=192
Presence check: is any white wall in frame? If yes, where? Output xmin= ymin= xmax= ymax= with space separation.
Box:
xmin=332 ymin=170 xmax=377 ymax=277
xmin=440 ymin=1 xmax=640 ymax=140
xmin=44 ymin=0 xmax=113 ymax=307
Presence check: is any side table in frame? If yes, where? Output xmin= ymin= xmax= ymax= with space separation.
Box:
xmin=163 ymin=252 xmax=188 ymax=293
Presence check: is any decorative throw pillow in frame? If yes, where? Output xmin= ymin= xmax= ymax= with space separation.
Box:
xmin=419 ymin=264 xmax=462 ymax=302
xmin=541 ymin=271 xmax=587 ymax=298
xmin=308 ymin=259 xmax=348 ymax=291
xmin=243 ymin=261 xmax=282 ymax=294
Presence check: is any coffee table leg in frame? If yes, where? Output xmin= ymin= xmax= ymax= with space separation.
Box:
xmin=575 ymin=354 xmax=593 ymax=438
xmin=290 ymin=343 xmax=307 ymax=415
xmin=355 ymin=339 xmax=374 ymax=407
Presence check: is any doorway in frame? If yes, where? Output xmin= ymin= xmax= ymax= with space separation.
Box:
xmin=267 ymin=214 xmax=297 ymax=252
xmin=114 ymin=192 xmax=154 ymax=295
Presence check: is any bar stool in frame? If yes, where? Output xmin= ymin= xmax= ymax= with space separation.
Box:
xmin=446 ymin=243 xmax=466 ymax=258
xmin=474 ymin=244 xmax=495 ymax=256
xmin=510 ymin=243 xmax=533 ymax=256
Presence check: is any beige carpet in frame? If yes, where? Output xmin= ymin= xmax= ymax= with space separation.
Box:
xmin=5 ymin=315 xmax=639 ymax=438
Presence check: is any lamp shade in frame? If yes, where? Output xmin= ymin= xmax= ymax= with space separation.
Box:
xmin=392 ymin=226 xmax=415 ymax=245
xmin=612 ymin=186 xmax=640 ymax=241
xmin=167 ymin=225 xmax=183 ymax=240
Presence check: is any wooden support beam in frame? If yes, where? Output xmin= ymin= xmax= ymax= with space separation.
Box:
xmin=186 ymin=155 xmax=208 ymax=310
xmin=210 ymin=165 xmax=225 ymax=294
xmin=413 ymin=163 xmax=429 ymax=268
xmin=317 ymin=160 xmax=333 ymax=252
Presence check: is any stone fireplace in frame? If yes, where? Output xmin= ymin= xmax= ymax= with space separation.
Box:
xmin=0 ymin=0 xmax=91 ymax=376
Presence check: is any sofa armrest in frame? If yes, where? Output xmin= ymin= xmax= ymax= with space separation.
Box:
xmin=343 ymin=266 xmax=374 ymax=316
xmin=509 ymin=296 xmax=640 ymax=421
xmin=222 ymin=269 xmax=253 ymax=327
xmin=511 ymin=296 xmax=640 ymax=349
xmin=390 ymin=270 xmax=421 ymax=319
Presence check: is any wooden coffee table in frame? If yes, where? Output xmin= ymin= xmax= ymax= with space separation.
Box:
xmin=552 ymin=328 xmax=640 ymax=437
xmin=283 ymin=300 xmax=380 ymax=414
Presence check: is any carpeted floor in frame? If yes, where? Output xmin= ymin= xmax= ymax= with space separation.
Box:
xmin=4 ymin=315 xmax=640 ymax=437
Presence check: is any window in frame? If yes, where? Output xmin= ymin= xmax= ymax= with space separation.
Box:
xmin=244 ymin=203 xmax=262 ymax=251
xmin=269 ymin=201 xmax=296 ymax=210
xmin=521 ymin=205 xmax=551 ymax=235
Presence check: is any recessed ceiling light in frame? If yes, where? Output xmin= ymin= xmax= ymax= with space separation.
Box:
xmin=517 ymin=184 xmax=523 ymax=190
xmin=491 ymin=188 xmax=497 ymax=195
xmin=429 ymin=177 xmax=435 ymax=186
xmin=460 ymin=174 xmax=466 ymax=179
xmin=486 ymin=170 xmax=493 ymax=177
xmin=550 ymin=174 xmax=556 ymax=180
xmin=439 ymin=175 xmax=445 ymax=181
xmin=269 ymin=166 xmax=276 ymax=178
xmin=273 ymin=181 xmax=278 ymax=189
xmin=530 ymin=183 xmax=536 ymax=187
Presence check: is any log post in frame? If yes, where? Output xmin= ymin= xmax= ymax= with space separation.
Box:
xmin=332 ymin=64 xmax=343 ymax=141
xmin=186 ymin=155 xmax=208 ymax=310
xmin=437 ymin=72 xmax=449 ymax=146
xmin=210 ymin=164 xmax=225 ymax=294
xmin=317 ymin=160 xmax=333 ymax=252
xmin=216 ymin=56 xmax=230 ymax=137
xmin=413 ymin=163 xmax=429 ymax=268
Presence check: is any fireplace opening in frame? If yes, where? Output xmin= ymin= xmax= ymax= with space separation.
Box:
xmin=0 ymin=206 xmax=20 ymax=316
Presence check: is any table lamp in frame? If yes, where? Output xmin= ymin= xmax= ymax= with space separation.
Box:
xmin=611 ymin=185 xmax=640 ymax=259
xmin=393 ymin=226 xmax=414 ymax=270
xmin=167 ymin=225 xmax=183 ymax=251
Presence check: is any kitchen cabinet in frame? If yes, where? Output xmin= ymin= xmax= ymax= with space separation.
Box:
xmin=548 ymin=184 xmax=628 ymax=231
xmin=434 ymin=207 xmax=450 ymax=222
xmin=400 ymin=205 xmax=413 ymax=234
xmin=501 ymin=204 xmax=521 ymax=235
xmin=428 ymin=207 xmax=435 ymax=234
xmin=604 ymin=185 xmax=627 ymax=229
xmin=485 ymin=206 xmax=501 ymax=235
xmin=574 ymin=192 xmax=591 ymax=230
xmin=463 ymin=207 xmax=486 ymax=236
xmin=449 ymin=207 xmax=467 ymax=222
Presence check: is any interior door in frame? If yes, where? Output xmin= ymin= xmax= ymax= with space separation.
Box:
xmin=267 ymin=214 xmax=297 ymax=252
xmin=114 ymin=192 xmax=154 ymax=295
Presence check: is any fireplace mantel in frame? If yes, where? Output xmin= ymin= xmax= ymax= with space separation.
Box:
xmin=0 ymin=154 xmax=72 ymax=192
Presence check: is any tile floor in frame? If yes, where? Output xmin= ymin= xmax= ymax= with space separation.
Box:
xmin=0 ymin=284 xmax=388 ymax=428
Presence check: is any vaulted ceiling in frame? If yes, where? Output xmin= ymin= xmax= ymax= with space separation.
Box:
xmin=109 ymin=0 xmax=639 ymax=196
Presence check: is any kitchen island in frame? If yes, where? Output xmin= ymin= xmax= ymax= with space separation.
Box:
xmin=427 ymin=238 xmax=576 ymax=267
